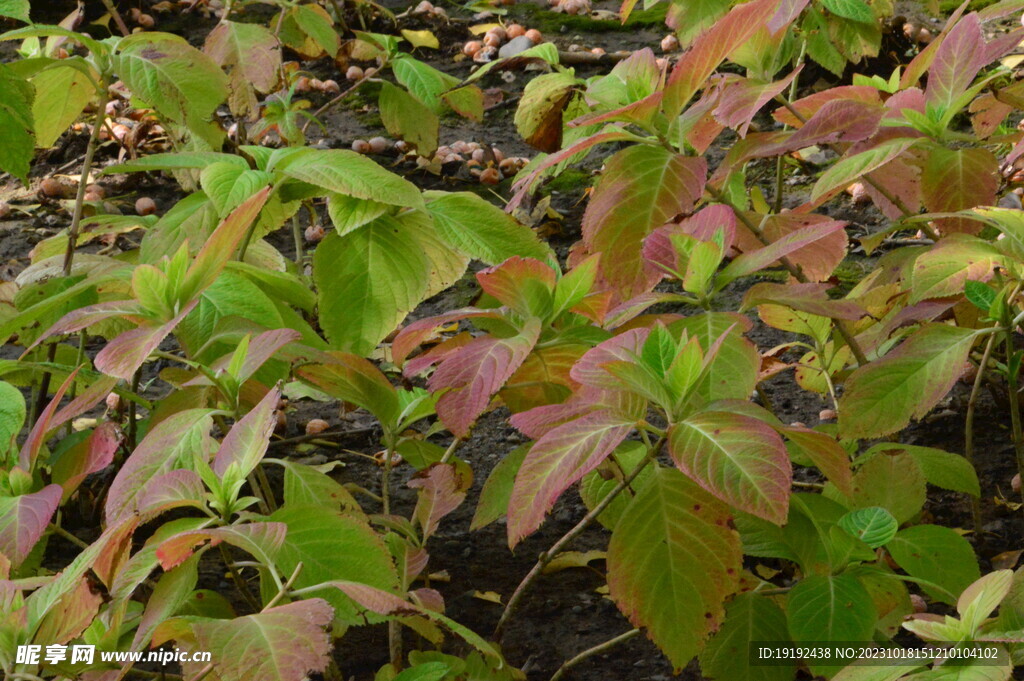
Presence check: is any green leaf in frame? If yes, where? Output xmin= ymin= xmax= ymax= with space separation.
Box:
xmin=811 ymin=138 xmax=918 ymax=203
xmin=514 ymin=71 xmax=577 ymax=152
xmin=269 ymin=505 xmax=400 ymax=626
xmin=200 ymin=162 xmax=272 ymax=217
xmin=313 ymin=216 xmax=429 ymax=356
xmin=887 ymin=525 xmax=980 ymax=605
xmin=820 ymin=0 xmax=875 ymax=23
xmin=607 ymin=467 xmax=742 ymax=672
xmin=30 ymin=63 xmax=95 ymax=148
xmin=958 ymin=570 xmax=1014 ymax=634
xmin=0 ymin=0 xmax=30 ymax=22
xmin=291 ymin=4 xmax=339 ymax=57
xmin=0 ymin=62 xmax=35 ymax=183
xmin=787 ymin=574 xmax=877 ymax=675
xmin=114 ymin=33 xmax=228 ymax=141
xmin=273 ymin=148 xmax=423 ymax=209
xmin=909 ymin=235 xmax=1003 ymax=302
xmin=326 ymin=193 xmax=388 ymax=237
xmin=425 ymin=191 xmax=551 ymax=265
xmin=393 ymin=663 xmax=450 ymax=681
xmin=579 ymin=441 xmax=654 ymax=530
xmin=864 ymin=444 xmax=979 ymax=497
xmin=847 ymin=449 xmax=926 ymax=524
xmin=838 ymin=507 xmax=898 ymax=549
xmin=838 ymin=324 xmax=979 ymax=439
xmin=471 ymin=444 xmax=528 ymax=530
xmin=379 ymin=81 xmax=438 ymax=158
xmin=276 ymin=460 xmax=359 ymax=511
xmin=294 ymin=353 xmax=401 ymax=428
xmin=700 ymin=593 xmax=795 ymax=681
xmin=0 ymin=380 xmax=25 ymax=456
xmin=392 ymin=56 xmax=458 ymax=113
xmin=108 ymin=152 xmax=248 ymax=174
xmin=670 ymin=312 xmax=759 ymax=404
xmin=965 ymin=280 xmax=997 ymax=313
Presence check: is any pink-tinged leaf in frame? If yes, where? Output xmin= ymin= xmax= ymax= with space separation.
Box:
xmin=983 ymin=26 xmax=1024 ymax=63
xmin=773 ymin=86 xmax=881 ymax=126
xmin=183 ymin=600 xmax=333 ymax=681
xmin=50 ymin=375 xmax=119 ymax=435
xmin=568 ymin=89 xmax=664 ymax=130
xmin=970 ymin=93 xmax=1013 ymax=139
xmin=202 ymin=328 xmax=301 ymax=385
xmin=0 ymin=485 xmax=62 ymax=567
xmin=28 ymin=301 xmax=142 ymax=351
xmin=105 ymin=409 xmax=215 ymax=525
xmin=430 ymin=321 xmax=541 ymax=437
xmin=156 ymin=522 xmax=287 ymax=571
xmin=715 ymin=68 xmax=802 ymax=136
xmin=327 ymin=581 xmax=501 ymax=659
xmin=570 ymin=327 xmax=649 ymax=389
xmin=921 ymin=146 xmax=999 ymax=235
xmin=391 ymin=308 xmax=500 ymax=367
xmin=94 ymin=300 xmax=197 ymax=381
xmin=33 ymin=576 xmax=103 ymax=646
xmin=295 ymin=351 xmax=400 ymax=426
xmin=859 ymin=151 xmax=922 ymax=221
xmin=683 ymin=86 xmax=728 ymax=154
xmin=51 ymin=422 xmax=121 ymax=501
xmin=405 ymin=332 xmax=474 ymax=377
xmin=721 ymin=221 xmax=846 ymax=284
xmin=607 ymin=467 xmax=742 ymax=671
xmin=778 ymin=425 xmax=853 ymax=496
xmin=645 ymin=206 xmax=738 ymax=277
xmin=508 ymin=409 xmax=635 ymax=547
xmin=901 ymin=2 xmax=971 ymax=89
xmin=909 ymin=235 xmax=1003 ymax=302
xmin=212 ymin=386 xmax=279 ymax=478
xmin=925 ymin=13 xmax=987 ymax=115
xmin=663 ymin=0 xmax=783 ymax=116
xmin=19 ymin=368 xmax=79 ymax=471
xmin=183 ymin=186 xmax=272 ymax=299
xmin=669 ymin=411 xmax=791 ymax=524
xmin=768 ymin=0 xmax=809 ymax=32
xmin=583 ymin=146 xmax=706 ymax=298
xmin=136 ymin=469 xmax=207 ymax=518
xmin=476 ymin=256 xmax=556 ymax=317
xmin=509 ymin=394 xmax=598 ymax=438
xmin=741 ymin=283 xmax=866 ymax=320
xmin=785 ymin=98 xmax=884 ymax=148
xmin=604 ymin=292 xmax=684 ymax=329
xmin=883 ymin=87 xmax=927 ymax=119
xmin=408 ymin=463 xmax=472 ymax=540
xmin=838 ymin=324 xmax=978 ymax=439
xmin=507 ymin=130 xmax=636 ymax=213
xmin=131 ymin=554 xmax=200 ymax=653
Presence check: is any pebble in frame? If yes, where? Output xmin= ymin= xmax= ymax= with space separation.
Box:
xmin=999 ymin=192 xmax=1023 ymax=210
xmin=499 ymin=35 xmax=535 ymax=58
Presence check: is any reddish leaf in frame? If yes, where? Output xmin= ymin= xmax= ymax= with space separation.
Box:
xmin=715 ymin=68 xmax=802 ymax=137
xmin=30 ymin=301 xmax=142 ymax=351
xmin=212 ymin=386 xmax=279 ymax=477
xmin=663 ymin=0 xmax=783 ymax=116
xmin=509 ymin=395 xmax=599 ymax=439
xmin=508 ymin=409 xmax=635 ymax=547
xmin=136 ymin=469 xmax=207 ymax=518
xmin=925 ymin=13 xmax=988 ymax=115
xmin=644 ymin=205 xmax=738 ymax=278
xmin=785 ymin=98 xmax=884 ymax=148
xmin=501 ymin=342 xmax=585 ymax=413
xmin=476 ymin=256 xmax=556 ymax=317
xmin=723 ymin=220 xmax=847 ymax=283
xmin=669 ymin=411 xmax=791 ymax=524
xmin=921 ymin=146 xmax=999 ymax=235
xmin=582 ymin=146 xmax=706 ymax=297
xmin=156 ymin=523 xmax=287 ymax=571
xmin=201 ymin=328 xmax=301 ymax=385
xmin=50 ymin=375 xmax=119 ymax=434
xmin=768 ymin=0 xmax=810 ymax=32
xmin=18 ymin=368 xmax=79 ymax=472
xmin=570 ymin=327 xmax=649 ymax=390
xmin=0 ymin=485 xmax=62 ymax=567
xmin=741 ymin=283 xmax=866 ymax=320
xmin=969 ymin=93 xmax=1012 ymax=139
xmin=94 ymin=300 xmax=197 ymax=381
xmin=33 ymin=576 xmax=103 ymax=646
xmin=391 ymin=308 xmax=500 ymax=367
xmin=185 ymin=600 xmax=333 ymax=681
xmin=428 ymin=319 xmax=541 ymax=437
xmin=51 ymin=422 xmax=121 ymax=500
xmin=772 ymin=85 xmax=881 ymax=127
xmin=408 ymin=463 xmax=472 ymax=540
xmin=779 ymin=425 xmax=853 ymax=496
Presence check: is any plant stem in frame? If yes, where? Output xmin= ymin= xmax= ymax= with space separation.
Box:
xmin=220 ymin=544 xmax=262 ymax=612
xmin=439 ymin=437 xmax=461 ymax=464
xmin=49 ymin=523 xmax=88 ymax=549
xmin=965 ymin=330 xmax=997 ymax=540
xmin=291 ymin=212 xmax=305 ymax=265
xmin=263 ymin=561 xmax=303 ymax=610
xmin=268 ymin=426 xmax=375 ymax=448
xmin=127 ymin=367 xmax=141 ymax=450
xmin=99 ymin=0 xmax=131 ymax=36
xmin=254 ymin=464 xmax=278 ymax=512
xmin=706 ymin=185 xmax=869 ymax=366
xmin=1004 ymin=318 xmax=1024 ymax=501
xmin=549 ymin=629 xmax=641 ymax=681
xmin=493 ymin=438 xmax=663 ymax=640
xmin=303 ymin=71 xmax=375 ymax=134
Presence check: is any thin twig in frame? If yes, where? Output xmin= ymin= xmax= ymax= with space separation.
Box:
xmin=268 ymin=426 xmax=376 ymax=448
xmin=263 ymin=561 xmax=304 ymax=610
xmin=220 ymin=544 xmax=262 ymax=612
xmin=99 ymin=0 xmax=131 ymax=37
xmin=965 ymin=330 xmax=998 ymax=540
xmin=303 ymin=73 xmax=375 ymax=134
xmin=549 ymin=629 xmax=641 ymax=681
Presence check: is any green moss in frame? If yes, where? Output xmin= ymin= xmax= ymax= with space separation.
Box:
xmin=511 ymin=2 xmax=667 ymax=34
xmin=938 ymin=0 xmax=996 ymax=11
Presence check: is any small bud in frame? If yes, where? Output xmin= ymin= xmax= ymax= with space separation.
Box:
xmin=818 ymin=408 xmax=837 ymax=421
xmin=910 ymin=594 xmax=927 ymax=613
xmin=105 ymin=393 xmax=121 ymax=411
xmin=346 ymin=65 xmax=364 ymax=81
xmin=351 ymin=139 xmax=371 ymax=153
xmin=305 ymin=418 xmax=330 ymax=435
xmin=135 ymin=197 xmax=157 ymax=216
xmin=304 ymin=224 xmax=325 ymax=242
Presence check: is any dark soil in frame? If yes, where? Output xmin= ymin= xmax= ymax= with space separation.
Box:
xmin=5 ymin=1 xmax=1024 ymax=681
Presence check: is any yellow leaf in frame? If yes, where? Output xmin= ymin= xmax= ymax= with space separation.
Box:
xmin=542 ymin=550 xmax=606 ymax=573
xmin=401 ymin=29 xmax=439 ymax=49
xmin=472 ymin=590 xmax=503 ymax=604
xmin=469 ymin=23 xmax=502 ymax=35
